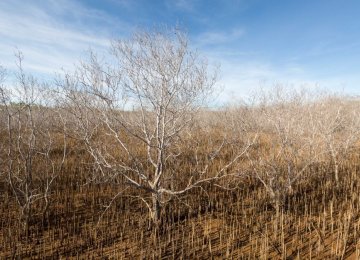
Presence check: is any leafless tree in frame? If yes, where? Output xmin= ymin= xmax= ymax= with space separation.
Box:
xmin=58 ymin=27 xmax=253 ymax=224
xmin=0 ymin=53 xmax=67 ymax=233
xmin=0 ymin=65 xmax=7 ymax=178
xmin=308 ymin=96 xmax=360 ymax=184
xmin=246 ymin=87 xmax=320 ymax=210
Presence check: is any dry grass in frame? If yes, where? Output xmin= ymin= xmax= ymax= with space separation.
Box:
xmin=1 ymin=116 xmax=360 ymax=259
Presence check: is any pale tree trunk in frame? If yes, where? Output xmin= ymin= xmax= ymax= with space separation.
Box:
xmin=329 ymin=143 xmax=340 ymax=184
xmin=334 ymin=161 xmax=339 ymax=183
xmin=151 ymin=193 xmax=161 ymax=224
xmin=330 ymin=149 xmax=339 ymax=184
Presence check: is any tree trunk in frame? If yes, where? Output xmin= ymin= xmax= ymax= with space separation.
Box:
xmin=22 ymin=204 xmax=31 ymax=238
xmin=334 ymin=162 xmax=339 ymax=183
xmin=152 ymin=193 xmax=161 ymax=224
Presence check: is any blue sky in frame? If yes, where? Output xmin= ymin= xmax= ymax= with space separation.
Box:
xmin=1 ymin=0 xmax=360 ymax=101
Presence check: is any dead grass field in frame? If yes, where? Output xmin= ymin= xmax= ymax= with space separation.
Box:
xmin=1 ymin=124 xmax=360 ymax=259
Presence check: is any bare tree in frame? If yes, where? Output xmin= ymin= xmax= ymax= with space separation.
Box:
xmin=0 ymin=53 xmax=66 ymax=233
xmin=246 ymin=87 xmax=320 ymax=210
xmin=309 ymin=96 xmax=360 ymax=184
xmin=0 ymin=65 xmax=7 ymax=180
xmin=58 ymin=28 xmax=253 ymax=223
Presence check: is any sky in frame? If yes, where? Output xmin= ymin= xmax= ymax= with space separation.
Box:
xmin=1 ymin=0 xmax=360 ymax=102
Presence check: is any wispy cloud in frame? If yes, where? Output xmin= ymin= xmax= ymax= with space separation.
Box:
xmin=195 ymin=28 xmax=245 ymax=47
xmin=213 ymin=57 xmax=354 ymax=104
xmin=1 ymin=0 xmax=356 ymax=101
xmin=0 ymin=0 xmax=129 ymax=76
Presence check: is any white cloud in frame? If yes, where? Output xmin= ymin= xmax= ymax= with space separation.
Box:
xmin=0 ymin=0 xmax=129 ymax=76
xmin=202 ymin=49 xmax=353 ymax=104
xmin=0 ymin=0 xmax=355 ymax=103
xmin=195 ymin=28 xmax=245 ymax=47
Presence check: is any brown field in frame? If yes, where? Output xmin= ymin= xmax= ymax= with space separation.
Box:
xmin=1 ymin=105 xmax=360 ymax=259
